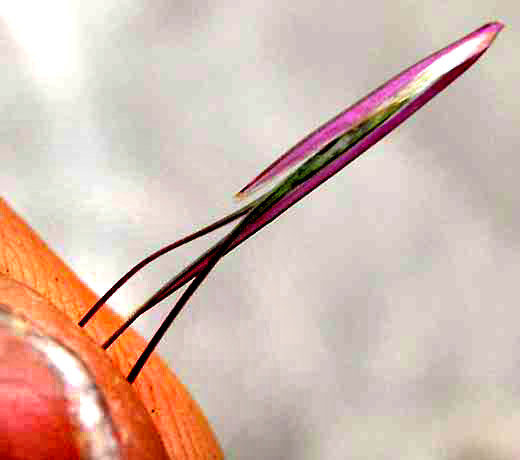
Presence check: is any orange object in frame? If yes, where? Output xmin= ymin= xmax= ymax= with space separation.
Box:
xmin=0 ymin=198 xmax=222 ymax=460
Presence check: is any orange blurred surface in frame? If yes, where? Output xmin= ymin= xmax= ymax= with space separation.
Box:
xmin=0 ymin=197 xmax=222 ymax=460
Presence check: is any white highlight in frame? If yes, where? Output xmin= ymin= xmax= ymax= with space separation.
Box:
xmin=2 ymin=0 xmax=82 ymax=91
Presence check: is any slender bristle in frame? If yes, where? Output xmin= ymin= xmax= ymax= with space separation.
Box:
xmin=78 ymin=204 xmax=254 ymax=328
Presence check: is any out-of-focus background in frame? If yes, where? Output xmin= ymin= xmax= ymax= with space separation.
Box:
xmin=2 ymin=2 xmax=519 ymax=459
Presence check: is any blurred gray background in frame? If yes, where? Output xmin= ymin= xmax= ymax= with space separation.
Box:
xmin=1 ymin=1 xmax=519 ymax=459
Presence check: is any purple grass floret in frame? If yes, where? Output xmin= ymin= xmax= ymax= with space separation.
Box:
xmin=236 ymin=22 xmax=503 ymax=199
xmin=79 ymin=22 xmax=503 ymax=382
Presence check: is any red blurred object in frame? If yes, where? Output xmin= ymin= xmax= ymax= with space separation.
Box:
xmin=0 ymin=317 xmax=81 ymax=460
